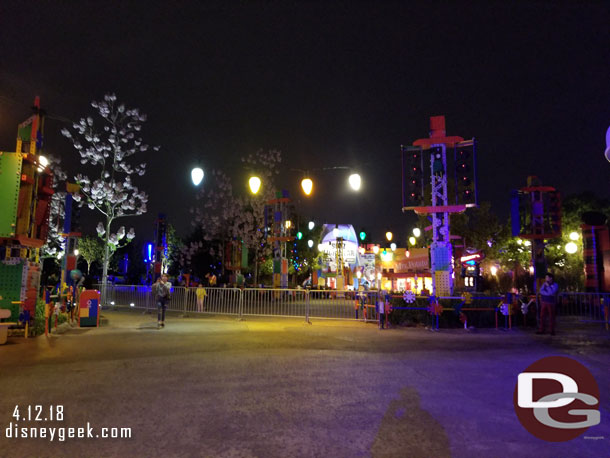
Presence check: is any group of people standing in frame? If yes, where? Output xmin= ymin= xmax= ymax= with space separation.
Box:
xmin=151 ymin=273 xmax=218 ymax=328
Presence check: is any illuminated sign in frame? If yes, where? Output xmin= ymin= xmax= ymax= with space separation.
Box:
xmin=460 ymin=252 xmax=483 ymax=263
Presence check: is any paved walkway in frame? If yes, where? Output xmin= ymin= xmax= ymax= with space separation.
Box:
xmin=0 ymin=310 xmax=609 ymax=457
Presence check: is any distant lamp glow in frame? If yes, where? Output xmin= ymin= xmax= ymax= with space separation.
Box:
xmin=356 ymin=270 xmax=362 ymax=279
xmin=565 ymin=242 xmax=578 ymax=254
xmin=74 ymin=249 xmax=79 ymax=256
xmin=523 ymin=240 xmax=531 ymax=247
xmin=409 ymin=236 xmax=416 ymax=246
xmin=317 ymin=244 xmax=324 ymax=252
xmin=285 ymin=220 xmax=292 ymax=229
xmin=529 ymin=266 xmax=534 ymax=275
xmin=301 ymin=178 xmax=313 ymax=196
xmin=385 ymin=231 xmax=393 ymax=242
xmin=412 ymin=228 xmax=421 ymax=238
xmin=490 ymin=266 xmax=498 ymax=276
xmin=191 ymin=167 xmax=204 ymax=186
xmin=390 ymin=243 xmax=396 ymax=251
xmin=307 ymin=240 xmax=314 ymax=248
xmin=130 ymin=303 xmax=135 ymax=308
xmin=381 ymin=250 xmax=393 ymax=262
xmin=372 ymin=246 xmax=379 ymax=254
xmin=359 ymin=231 xmax=366 ymax=241
xmin=569 ymin=231 xmax=579 ymax=241
xmin=348 ymin=173 xmax=361 ymax=191
xmin=296 ymin=231 xmax=303 ymax=240
xmin=38 ymin=155 xmax=49 ymax=172
xmin=248 ymin=176 xmax=261 ymax=194
xmin=308 ymin=221 xmax=315 ymax=230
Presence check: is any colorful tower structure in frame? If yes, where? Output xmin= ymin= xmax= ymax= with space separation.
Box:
xmin=510 ymin=176 xmax=561 ymax=293
xmin=0 ymin=98 xmax=54 ymax=321
xmin=401 ymin=116 xmax=478 ymax=296
xmin=266 ymin=190 xmax=293 ymax=288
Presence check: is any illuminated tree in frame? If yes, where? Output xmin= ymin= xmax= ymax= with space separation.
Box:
xmin=61 ymin=94 xmax=156 ymax=291
xmin=187 ymin=149 xmax=282 ymax=284
xmin=78 ymin=235 xmax=105 ymax=274
xmin=40 ymin=155 xmax=68 ymax=260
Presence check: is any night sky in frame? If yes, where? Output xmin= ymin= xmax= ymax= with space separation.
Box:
xmin=1 ymin=1 xmax=609 ymax=244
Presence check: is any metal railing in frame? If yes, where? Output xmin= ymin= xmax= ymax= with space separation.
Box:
xmin=94 ymin=284 xmax=610 ymax=330
xmin=95 ymin=284 xmax=381 ymax=321
xmin=558 ymin=292 xmax=610 ymax=325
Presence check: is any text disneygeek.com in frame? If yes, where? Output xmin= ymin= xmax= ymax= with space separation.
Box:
xmin=4 ymin=405 xmax=131 ymax=442
xmin=4 ymin=422 xmax=132 ymax=442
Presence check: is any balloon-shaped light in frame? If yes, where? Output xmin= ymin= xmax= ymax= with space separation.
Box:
xmin=249 ymin=176 xmax=261 ymax=194
xmin=348 ymin=173 xmax=361 ymax=191
xmin=301 ymin=178 xmax=313 ymax=196
xmin=569 ymin=232 xmax=579 ymax=241
xmin=409 ymin=236 xmax=416 ymax=245
xmin=385 ymin=231 xmax=393 ymax=242
xmin=191 ymin=167 xmax=204 ymax=186
xmin=308 ymin=221 xmax=315 ymax=230
xmin=390 ymin=243 xmax=397 ymax=251
xmin=565 ymin=242 xmax=578 ymax=254
xmin=307 ymin=240 xmax=314 ymax=248
xmin=372 ymin=246 xmax=379 ymax=254
xmin=412 ymin=228 xmax=421 ymax=238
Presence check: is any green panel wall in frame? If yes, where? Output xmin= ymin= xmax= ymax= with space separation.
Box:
xmin=0 ymin=261 xmax=25 ymax=321
xmin=0 ymin=152 xmax=22 ymax=237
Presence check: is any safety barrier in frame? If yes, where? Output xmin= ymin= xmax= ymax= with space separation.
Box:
xmin=94 ymin=284 xmax=609 ymax=330
xmin=96 ymin=285 xmax=381 ymax=321
xmin=558 ymin=292 xmax=610 ymax=327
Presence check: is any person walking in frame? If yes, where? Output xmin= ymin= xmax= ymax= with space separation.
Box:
xmin=152 ymin=274 xmax=171 ymax=328
xmin=195 ymin=283 xmax=207 ymax=312
xmin=537 ymin=273 xmax=559 ymax=335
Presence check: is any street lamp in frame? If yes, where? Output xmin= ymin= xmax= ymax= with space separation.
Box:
xmin=565 ymin=242 xmax=578 ymax=254
xmin=569 ymin=231 xmax=579 ymax=241
xmin=191 ymin=167 xmax=204 ymax=186
xmin=248 ymin=176 xmax=261 ymax=194
xmin=301 ymin=178 xmax=313 ymax=196
xmin=348 ymin=173 xmax=362 ymax=191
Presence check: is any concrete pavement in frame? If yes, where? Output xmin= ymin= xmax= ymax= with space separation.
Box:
xmin=0 ymin=309 xmax=609 ymax=457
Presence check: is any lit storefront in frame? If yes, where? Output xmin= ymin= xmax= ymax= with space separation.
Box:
xmin=378 ymin=247 xmax=432 ymax=293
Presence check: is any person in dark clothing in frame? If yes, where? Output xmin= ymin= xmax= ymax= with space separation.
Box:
xmin=152 ymin=274 xmax=171 ymax=328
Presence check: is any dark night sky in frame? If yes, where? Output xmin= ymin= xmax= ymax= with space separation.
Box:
xmin=1 ymin=1 xmax=609 ymax=244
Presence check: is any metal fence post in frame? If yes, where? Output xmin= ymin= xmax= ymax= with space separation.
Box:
xmin=238 ymin=288 xmax=244 ymax=321
xmin=305 ymin=290 xmax=311 ymax=324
